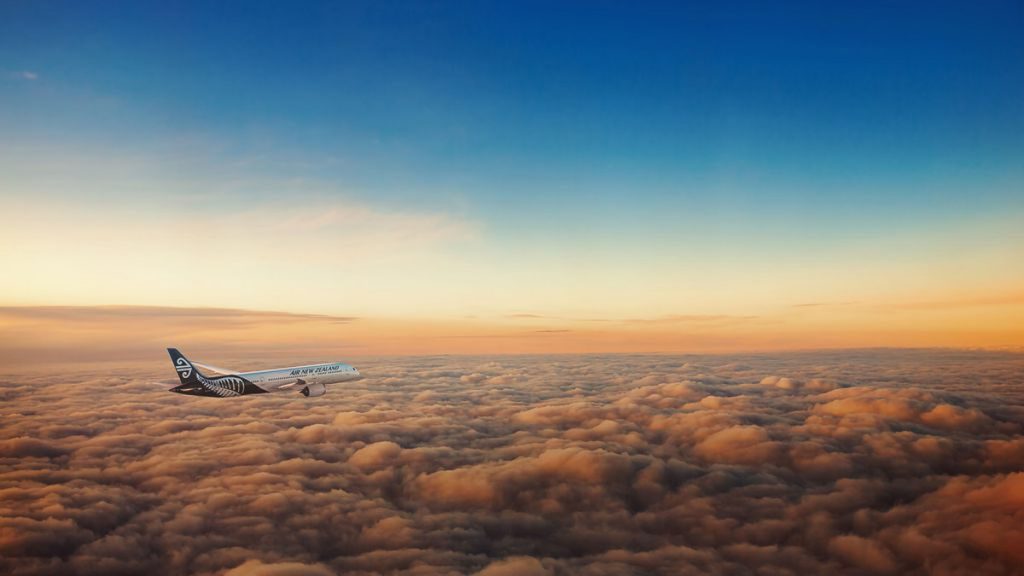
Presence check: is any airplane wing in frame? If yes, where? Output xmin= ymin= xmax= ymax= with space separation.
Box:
xmin=256 ymin=378 xmax=307 ymax=392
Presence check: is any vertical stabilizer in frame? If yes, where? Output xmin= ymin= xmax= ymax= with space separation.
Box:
xmin=167 ymin=348 xmax=203 ymax=386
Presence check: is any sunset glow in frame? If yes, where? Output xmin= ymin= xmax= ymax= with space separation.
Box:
xmin=2 ymin=3 xmax=1023 ymax=353
xmin=2 ymin=3 xmax=1024 ymax=576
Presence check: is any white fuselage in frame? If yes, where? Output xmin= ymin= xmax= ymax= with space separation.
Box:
xmin=240 ymin=361 xmax=361 ymax=391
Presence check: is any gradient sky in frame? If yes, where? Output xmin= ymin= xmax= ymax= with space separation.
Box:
xmin=2 ymin=1 xmax=1023 ymax=351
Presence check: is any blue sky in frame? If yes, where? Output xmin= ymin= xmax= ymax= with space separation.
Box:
xmin=1 ymin=1 xmax=1023 ymax=333
xmin=5 ymin=2 xmax=1022 ymax=201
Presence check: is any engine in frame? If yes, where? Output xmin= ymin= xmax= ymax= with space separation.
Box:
xmin=299 ymin=381 xmax=326 ymax=397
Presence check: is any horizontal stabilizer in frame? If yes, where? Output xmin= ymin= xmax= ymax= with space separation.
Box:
xmin=192 ymin=361 xmax=236 ymax=375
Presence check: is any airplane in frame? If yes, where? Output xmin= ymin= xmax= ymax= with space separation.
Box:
xmin=166 ymin=348 xmax=360 ymax=398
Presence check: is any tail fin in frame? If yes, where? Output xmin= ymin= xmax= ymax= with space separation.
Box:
xmin=167 ymin=348 xmax=203 ymax=386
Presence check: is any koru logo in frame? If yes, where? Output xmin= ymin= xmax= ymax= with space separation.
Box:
xmin=175 ymin=357 xmax=193 ymax=379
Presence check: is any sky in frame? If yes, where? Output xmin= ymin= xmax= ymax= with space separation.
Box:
xmin=1 ymin=1 xmax=1023 ymax=353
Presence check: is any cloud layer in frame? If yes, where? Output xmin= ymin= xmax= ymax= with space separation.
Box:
xmin=1 ymin=350 xmax=1023 ymax=575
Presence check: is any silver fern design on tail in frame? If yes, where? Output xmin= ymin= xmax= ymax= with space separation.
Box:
xmin=196 ymin=373 xmax=248 ymax=397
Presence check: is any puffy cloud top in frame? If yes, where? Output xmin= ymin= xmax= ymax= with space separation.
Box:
xmin=1 ymin=350 xmax=1022 ymax=575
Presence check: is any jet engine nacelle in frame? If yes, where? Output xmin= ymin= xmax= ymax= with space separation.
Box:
xmin=300 ymin=381 xmax=326 ymax=397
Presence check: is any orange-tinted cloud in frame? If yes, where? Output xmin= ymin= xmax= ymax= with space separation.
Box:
xmin=1 ymin=350 xmax=1023 ymax=574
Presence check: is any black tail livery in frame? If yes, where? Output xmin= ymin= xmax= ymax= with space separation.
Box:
xmin=166 ymin=348 xmax=267 ymax=397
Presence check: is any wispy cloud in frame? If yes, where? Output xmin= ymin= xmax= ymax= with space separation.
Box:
xmin=13 ymin=70 xmax=38 ymax=80
xmin=0 ymin=187 xmax=480 ymax=316
xmin=0 ymin=305 xmax=357 ymax=324
xmin=621 ymin=314 xmax=760 ymax=325
xmin=884 ymin=292 xmax=1024 ymax=311
xmin=505 ymin=313 xmax=759 ymax=326
xmin=791 ymin=301 xmax=861 ymax=308
xmin=0 ymin=305 xmax=361 ymax=364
